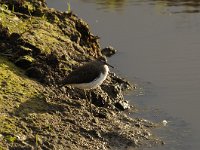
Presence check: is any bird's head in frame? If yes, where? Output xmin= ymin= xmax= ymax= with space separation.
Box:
xmin=97 ymin=56 xmax=114 ymax=68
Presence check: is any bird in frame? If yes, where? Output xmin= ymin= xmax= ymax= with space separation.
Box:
xmin=60 ymin=57 xmax=113 ymax=110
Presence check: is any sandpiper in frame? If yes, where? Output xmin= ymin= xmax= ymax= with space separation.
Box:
xmin=61 ymin=57 xmax=113 ymax=89
xmin=60 ymin=57 xmax=113 ymax=109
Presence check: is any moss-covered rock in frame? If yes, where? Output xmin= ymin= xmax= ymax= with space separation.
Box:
xmin=0 ymin=0 xmax=102 ymax=85
xmin=15 ymin=55 xmax=35 ymax=69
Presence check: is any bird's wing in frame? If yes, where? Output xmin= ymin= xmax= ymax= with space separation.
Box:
xmin=62 ymin=63 xmax=100 ymax=85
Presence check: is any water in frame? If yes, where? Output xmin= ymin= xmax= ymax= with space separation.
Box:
xmin=46 ymin=0 xmax=200 ymax=149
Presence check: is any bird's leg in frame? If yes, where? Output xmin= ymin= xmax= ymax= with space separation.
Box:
xmin=96 ymin=86 xmax=101 ymax=94
xmin=88 ymin=90 xmax=92 ymax=112
xmin=84 ymin=90 xmax=88 ymax=106
xmin=84 ymin=90 xmax=92 ymax=113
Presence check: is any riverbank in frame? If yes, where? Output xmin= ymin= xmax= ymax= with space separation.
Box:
xmin=0 ymin=0 xmax=162 ymax=149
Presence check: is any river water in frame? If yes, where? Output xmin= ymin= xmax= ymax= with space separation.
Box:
xmin=46 ymin=0 xmax=200 ymax=149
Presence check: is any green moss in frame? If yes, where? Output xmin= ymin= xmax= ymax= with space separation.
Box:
xmin=17 ymin=17 xmax=71 ymax=54
xmin=61 ymin=66 xmax=71 ymax=72
xmin=19 ymin=45 xmax=32 ymax=53
xmin=4 ymin=135 xmax=16 ymax=143
xmin=0 ymin=115 xmax=19 ymax=135
xmin=0 ymin=56 xmax=42 ymax=110
xmin=47 ymin=14 xmax=60 ymax=24
xmin=0 ymin=146 xmax=6 ymax=150
xmin=0 ymin=7 xmax=28 ymax=34
xmin=16 ymin=55 xmax=35 ymax=63
xmin=0 ymin=3 xmax=75 ymax=55
xmin=0 ymin=56 xmax=47 ymax=141
xmin=23 ymin=1 xmax=35 ymax=13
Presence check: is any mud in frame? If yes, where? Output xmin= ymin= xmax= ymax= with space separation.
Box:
xmin=0 ymin=0 xmax=163 ymax=149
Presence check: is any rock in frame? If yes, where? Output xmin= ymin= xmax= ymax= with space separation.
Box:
xmin=91 ymin=91 xmax=106 ymax=107
xmin=9 ymin=33 xmax=21 ymax=43
xmin=26 ymin=67 xmax=44 ymax=80
xmin=94 ymin=108 xmax=110 ymax=119
xmin=70 ymin=33 xmax=80 ymax=43
xmin=101 ymin=46 xmax=117 ymax=57
xmin=0 ymin=23 xmax=10 ymax=40
xmin=15 ymin=45 xmax=33 ymax=56
xmin=115 ymin=100 xmax=130 ymax=111
xmin=1 ymin=80 xmax=8 ymax=87
xmin=46 ymin=52 xmax=59 ymax=67
xmin=15 ymin=55 xmax=35 ymax=69
xmin=109 ymin=72 xmax=133 ymax=91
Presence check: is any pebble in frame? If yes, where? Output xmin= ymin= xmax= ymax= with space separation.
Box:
xmin=162 ymin=120 xmax=168 ymax=126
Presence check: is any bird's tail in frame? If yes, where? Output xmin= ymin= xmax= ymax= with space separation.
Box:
xmin=58 ymin=78 xmax=69 ymax=88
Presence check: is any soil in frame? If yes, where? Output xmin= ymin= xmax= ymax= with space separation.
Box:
xmin=0 ymin=0 xmax=163 ymax=149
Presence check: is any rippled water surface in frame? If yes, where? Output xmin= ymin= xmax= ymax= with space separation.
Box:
xmin=47 ymin=0 xmax=200 ymax=149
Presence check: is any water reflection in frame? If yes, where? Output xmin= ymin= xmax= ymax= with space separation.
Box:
xmin=80 ymin=0 xmax=127 ymax=11
xmin=80 ymin=0 xmax=200 ymax=13
xmin=151 ymin=0 xmax=200 ymax=13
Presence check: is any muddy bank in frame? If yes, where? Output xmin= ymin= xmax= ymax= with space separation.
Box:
xmin=0 ymin=0 xmax=163 ymax=149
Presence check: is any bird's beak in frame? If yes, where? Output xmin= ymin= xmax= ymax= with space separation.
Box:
xmin=105 ymin=62 xmax=114 ymax=68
